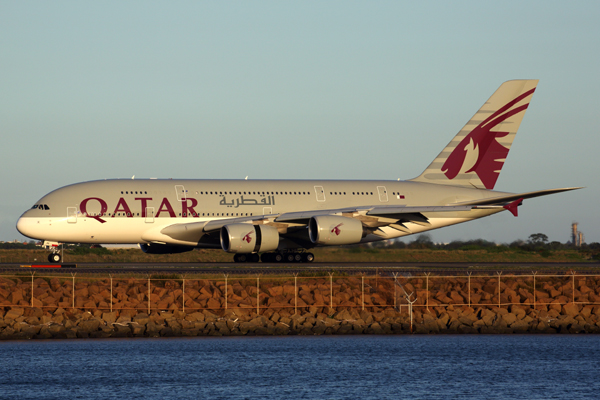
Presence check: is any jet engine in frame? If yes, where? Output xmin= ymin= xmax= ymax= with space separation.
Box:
xmin=139 ymin=243 xmax=194 ymax=254
xmin=308 ymin=215 xmax=364 ymax=245
xmin=220 ymin=224 xmax=279 ymax=253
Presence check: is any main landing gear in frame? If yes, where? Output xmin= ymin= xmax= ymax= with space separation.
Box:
xmin=233 ymin=252 xmax=315 ymax=263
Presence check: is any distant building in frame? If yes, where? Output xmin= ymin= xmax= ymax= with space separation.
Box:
xmin=572 ymin=222 xmax=585 ymax=246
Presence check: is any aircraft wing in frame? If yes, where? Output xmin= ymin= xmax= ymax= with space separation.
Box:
xmin=155 ymin=187 xmax=582 ymax=243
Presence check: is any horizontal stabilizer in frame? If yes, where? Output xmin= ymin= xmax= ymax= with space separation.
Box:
xmin=450 ymin=187 xmax=583 ymax=206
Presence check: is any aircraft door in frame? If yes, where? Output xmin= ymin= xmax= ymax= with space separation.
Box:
xmin=67 ymin=207 xmax=77 ymax=223
xmin=175 ymin=185 xmax=186 ymax=201
xmin=377 ymin=186 xmax=388 ymax=202
xmin=145 ymin=207 xmax=155 ymax=223
xmin=314 ymin=186 xmax=326 ymax=202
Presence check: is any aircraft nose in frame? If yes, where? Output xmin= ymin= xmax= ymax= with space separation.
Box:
xmin=16 ymin=215 xmax=37 ymax=239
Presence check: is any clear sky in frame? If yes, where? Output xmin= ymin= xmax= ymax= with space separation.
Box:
xmin=1 ymin=1 xmax=598 ymax=245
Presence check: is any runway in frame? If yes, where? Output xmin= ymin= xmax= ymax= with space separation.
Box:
xmin=1 ymin=261 xmax=599 ymax=275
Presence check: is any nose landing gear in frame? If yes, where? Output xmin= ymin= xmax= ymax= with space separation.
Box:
xmin=48 ymin=253 xmax=62 ymax=263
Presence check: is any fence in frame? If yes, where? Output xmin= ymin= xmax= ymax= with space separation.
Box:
xmin=1 ymin=272 xmax=599 ymax=315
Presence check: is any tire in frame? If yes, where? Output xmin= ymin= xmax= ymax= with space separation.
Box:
xmin=293 ymin=253 xmax=302 ymax=262
xmin=304 ymin=253 xmax=315 ymax=263
xmin=49 ymin=253 xmax=61 ymax=263
xmin=274 ymin=254 xmax=283 ymax=262
xmin=251 ymin=253 xmax=260 ymax=263
xmin=286 ymin=253 xmax=295 ymax=263
xmin=260 ymin=253 xmax=272 ymax=263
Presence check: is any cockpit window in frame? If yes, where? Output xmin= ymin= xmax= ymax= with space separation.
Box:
xmin=31 ymin=205 xmax=38 ymax=209
xmin=31 ymin=204 xmax=50 ymax=210
xmin=44 ymin=205 xmax=50 ymax=210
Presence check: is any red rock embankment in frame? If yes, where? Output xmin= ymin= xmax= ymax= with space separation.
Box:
xmin=1 ymin=274 xmax=599 ymax=339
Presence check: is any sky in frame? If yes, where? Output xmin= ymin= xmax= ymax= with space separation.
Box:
xmin=1 ymin=1 xmax=599 ymax=245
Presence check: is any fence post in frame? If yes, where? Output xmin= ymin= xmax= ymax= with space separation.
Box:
xmin=294 ymin=274 xmax=298 ymax=315
xmin=572 ymin=272 xmax=576 ymax=304
xmin=257 ymin=275 xmax=260 ymax=315
xmin=30 ymin=272 xmax=35 ymax=308
xmin=533 ymin=272 xmax=537 ymax=310
xmin=110 ymin=275 xmax=113 ymax=313
xmin=392 ymin=273 xmax=398 ymax=311
xmin=182 ymin=277 xmax=185 ymax=313
xmin=425 ymin=272 xmax=430 ymax=312
xmin=467 ymin=272 xmax=472 ymax=308
xmin=71 ymin=273 xmax=76 ymax=310
xmin=361 ymin=274 xmax=365 ymax=311
xmin=148 ymin=277 xmax=151 ymax=314
xmin=328 ymin=272 xmax=334 ymax=314
xmin=408 ymin=296 xmax=417 ymax=333
xmin=496 ymin=272 xmax=502 ymax=308
xmin=224 ymin=274 xmax=229 ymax=310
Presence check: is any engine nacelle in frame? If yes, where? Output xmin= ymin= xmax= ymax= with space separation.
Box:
xmin=308 ymin=215 xmax=364 ymax=245
xmin=220 ymin=224 xmax=279 ymax=253
xmin=139 ymin=243 xmax=194 ymax=254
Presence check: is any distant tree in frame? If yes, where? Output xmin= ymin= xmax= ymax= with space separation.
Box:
xmin=528 ymin=233 xmax=549 ymax=246
xmin=408 ymin=234 xmax=434 ymax=249
xmin=389 ymin=239 xmax=407 ymax=249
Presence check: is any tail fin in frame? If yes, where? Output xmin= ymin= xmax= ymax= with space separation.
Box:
xmin=411 ymin=79 xmax=539 ymax=189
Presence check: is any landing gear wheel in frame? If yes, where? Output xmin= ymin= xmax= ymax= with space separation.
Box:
xmin=250 ymin=253 xmax=260 ymax=263
xmin=286 ymin=253 xmax=295 ymax=263
xmin=234 ymin=254 xmax=248 ymax=263
xmin=303 ymin=253 xmax=315 ymax=263
xmin=293 ymin=253 xmax=303 ymax=262
xmin=48 ymin=253 xmax=61 ymax=263
xmin=274 ymin=253 xmax=283 ymax=262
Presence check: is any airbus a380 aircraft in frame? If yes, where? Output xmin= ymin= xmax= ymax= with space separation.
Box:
xmin=17 ymin=80 xmax=580 ymax=263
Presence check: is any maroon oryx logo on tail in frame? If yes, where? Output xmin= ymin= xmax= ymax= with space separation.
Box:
xmin=331 ymin=223 xmax=343 ymax=236
xmin=242 ymin=231 xmax=253 ymax=243
xmin=442 ymin=88 xmax=535 ymax=189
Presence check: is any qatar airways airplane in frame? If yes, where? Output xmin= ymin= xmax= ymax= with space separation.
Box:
xmin=17 ymin=80 xmax=579 ymax=263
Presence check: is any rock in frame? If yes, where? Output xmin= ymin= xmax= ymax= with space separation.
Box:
xmin=101 ymin=312 xmax=117 ymax=324
xmin=568 ymin=323 xmax=585 ymax=334
xmin=563 ymin=303 xmax=580 ymax=318
xmin=4 ymin=308 xmax=24 ymax=321
xmin=112 ymin=324 xmax=132 ymax=337
xmin=458 ymin=315 xmax=476 ymax=327
xmin=436 ymin=312 xmax=450 ymax=329
xmin=457 ymin=325 xmax=478 ymax=334
xmin=78 ymin=319 xmax=102 ymax=332
xmin=133 ymin=313 xmax=150 ymax=325
xmin=159 ymin=327 xmax=175 ymax=337
xmin=128 ymin=322 xmax=146 ymax=336
xmin=35 ymin=326 xmax=54 ymax=339
xmin=312 ymin=321 xmax=327 ymax=335
xmin=510 ymin=320 xmax=530 ymax=333
xmin=116 ymin=315 xmax=131 ymax=324
xmin=502 ymin=313 xmax=517 ymax=326
xmin=145 ymin=322 xmax=162 ymax=337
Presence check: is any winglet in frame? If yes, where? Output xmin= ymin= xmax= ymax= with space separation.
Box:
xmin=503 ymin=198 xmax=523 ymax=217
